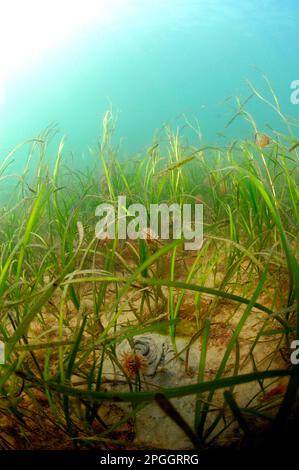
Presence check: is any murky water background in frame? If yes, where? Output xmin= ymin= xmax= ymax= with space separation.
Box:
xmin=0 ymin=0 xmax=298 ymax=171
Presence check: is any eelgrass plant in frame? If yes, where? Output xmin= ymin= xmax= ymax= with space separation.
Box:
xmin=0 ymin=90 xmax=298 ymax=450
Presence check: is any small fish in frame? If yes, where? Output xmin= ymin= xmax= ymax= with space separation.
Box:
xmin=156 ymin=154 xmax=197 ymax=177
xmin=289 ymin=141 xmax=299 ymax=152
xmin=147 ymin=143 xmax=159 ymax=157
xmin=255 ymin=132 xmax=270 ymax=148
xmin=26 ymin=184 xmax=36 ymax=194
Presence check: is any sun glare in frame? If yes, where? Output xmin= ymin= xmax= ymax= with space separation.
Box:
xmin=0 ymin=0 xmax=124 ymax=102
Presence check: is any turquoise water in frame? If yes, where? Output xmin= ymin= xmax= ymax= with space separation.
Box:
xmin=0 ymin=0 xmax=298 ymax=171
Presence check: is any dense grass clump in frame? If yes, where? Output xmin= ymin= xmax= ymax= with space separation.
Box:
xmin=0 ymin=98 xmax=298 ymax=450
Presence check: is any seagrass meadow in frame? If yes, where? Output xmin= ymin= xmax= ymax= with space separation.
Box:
xmin=0 ymin=92 xmax=298 ymax=450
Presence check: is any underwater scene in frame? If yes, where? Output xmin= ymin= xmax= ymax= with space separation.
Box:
xmin=0 ymin=0 xmax=299 ymax=461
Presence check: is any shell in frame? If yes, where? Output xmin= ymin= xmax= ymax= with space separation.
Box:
xmin=117 ymin=333 xmax=175 ymax=377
